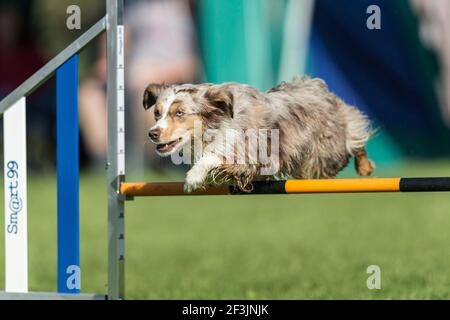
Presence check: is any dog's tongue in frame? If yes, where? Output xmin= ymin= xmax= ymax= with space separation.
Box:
xmin=157 ymin=140 xmax=178 ymax=152
xmin=157 ymin=143 xmax=170 ymax=152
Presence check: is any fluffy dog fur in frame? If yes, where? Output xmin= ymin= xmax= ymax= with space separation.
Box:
xmin=143 ymin=76 xmax=375 ymax=192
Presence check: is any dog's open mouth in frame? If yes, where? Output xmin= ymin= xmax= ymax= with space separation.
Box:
xmin=156 ymin=138 xmax=182 ymax=153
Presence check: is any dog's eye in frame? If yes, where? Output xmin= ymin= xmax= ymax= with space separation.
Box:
xmin=175 ymin=111 xmax=184 ymax=117
xmin=154 ymin=110 xmax=161 ymax=118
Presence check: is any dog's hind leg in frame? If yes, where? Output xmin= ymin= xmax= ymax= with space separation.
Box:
xmin=354 ymin=148 xmax=375 ymax=176
xmin=340 ymin=102 xmax=375 ymax=177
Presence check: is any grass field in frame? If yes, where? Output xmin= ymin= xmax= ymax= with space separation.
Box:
xmin=1 ymin=161 xmax=450 ymax=299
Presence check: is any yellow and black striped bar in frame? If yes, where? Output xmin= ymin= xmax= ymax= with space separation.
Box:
xmin=120 ymin=177 xmax=450 ymax=197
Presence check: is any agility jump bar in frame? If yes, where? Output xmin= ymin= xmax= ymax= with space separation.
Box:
xmin=120 ymin=177 xmax=450 ymax=197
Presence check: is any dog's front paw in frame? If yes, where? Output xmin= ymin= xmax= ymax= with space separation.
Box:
xmin=184 ymin=170 xmax=206 ymax=193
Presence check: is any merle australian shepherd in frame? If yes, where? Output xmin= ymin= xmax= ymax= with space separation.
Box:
xmin=143 ymin=76 xmax=374 ymax=192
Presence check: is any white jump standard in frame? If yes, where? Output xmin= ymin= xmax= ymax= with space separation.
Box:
xmin=0 ymin=0 xmax=123 ymax=300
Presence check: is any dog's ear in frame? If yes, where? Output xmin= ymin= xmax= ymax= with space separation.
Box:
xmin=143 ymin=84 xmax=167 ymax=110
xmin=204 ymin=86 xmax=234 ymax=118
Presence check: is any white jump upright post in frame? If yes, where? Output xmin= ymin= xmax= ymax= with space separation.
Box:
xmin=3 ymin=97 xmax=28 ymax=293
xmin=0 ymin=0 xmax=123 ymax=300
xmin=0 ymin=2 xmax=107 ymax=299
xmin=106 ymin=0 xmax=126 ymax=300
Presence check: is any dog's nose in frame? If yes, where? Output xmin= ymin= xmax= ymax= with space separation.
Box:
xmin=149 ymin=128 xmax=161 ymax=140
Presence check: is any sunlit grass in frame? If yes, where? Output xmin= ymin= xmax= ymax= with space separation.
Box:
xmin=1 ymin=160 xmax=450 ymax=299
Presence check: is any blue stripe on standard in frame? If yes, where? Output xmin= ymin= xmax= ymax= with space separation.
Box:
xmin=56 ymin=55 xmax=80 ymax=294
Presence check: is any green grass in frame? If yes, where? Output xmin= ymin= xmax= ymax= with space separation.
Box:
xmin=1 ymin=161 xmax=450 ymax=299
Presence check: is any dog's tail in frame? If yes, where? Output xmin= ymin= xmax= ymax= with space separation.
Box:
xmin=340 ymin=101 xmax=376 ymax=176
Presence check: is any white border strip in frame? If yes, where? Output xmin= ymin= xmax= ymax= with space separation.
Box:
xmin=4 ymin=97 xmax=28 ymax=293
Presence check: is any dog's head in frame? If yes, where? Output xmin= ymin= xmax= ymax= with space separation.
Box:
xmin=143 ymin=83 xmax=234 ymax=156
